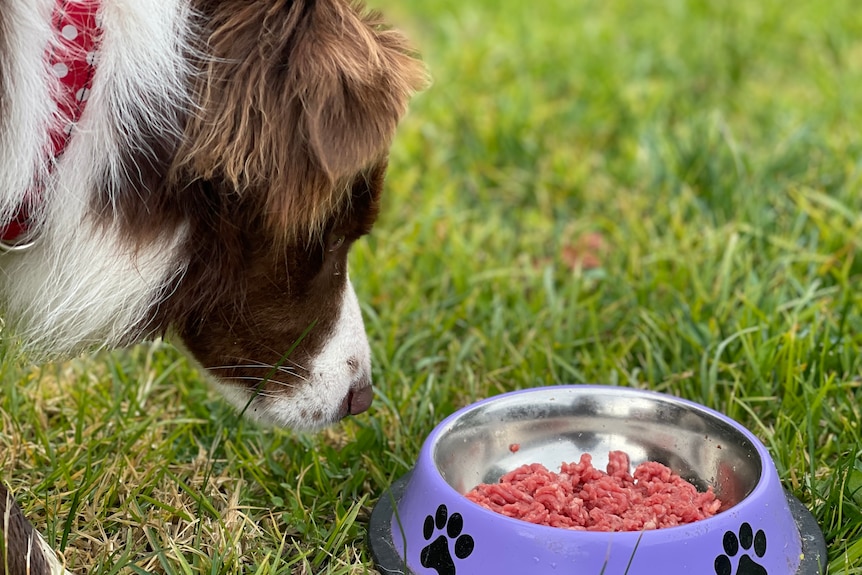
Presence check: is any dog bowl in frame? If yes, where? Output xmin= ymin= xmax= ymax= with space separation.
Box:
xmin=369 ymin=386 xmax=827 ymax=575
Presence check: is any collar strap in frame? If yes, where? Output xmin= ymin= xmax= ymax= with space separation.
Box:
xmin=0 ymin=0 xmax=102 ymax=251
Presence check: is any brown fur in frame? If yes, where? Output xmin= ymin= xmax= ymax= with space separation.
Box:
xmin=173 ymin=0 xmax=427 ymax=241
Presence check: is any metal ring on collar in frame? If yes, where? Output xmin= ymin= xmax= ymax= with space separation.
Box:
xmin=0 ymin=236 xmax=38 ymax=252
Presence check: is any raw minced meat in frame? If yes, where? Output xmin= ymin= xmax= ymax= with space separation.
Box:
xmin=465 ymin=451 xmax=722 ymax=531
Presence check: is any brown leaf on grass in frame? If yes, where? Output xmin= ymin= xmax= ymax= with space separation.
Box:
xmin=560 ymin=232 xmax=607 ymax=270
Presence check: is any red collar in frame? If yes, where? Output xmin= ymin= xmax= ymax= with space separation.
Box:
xmin=0 ymin=0 xmax=102 ymax=250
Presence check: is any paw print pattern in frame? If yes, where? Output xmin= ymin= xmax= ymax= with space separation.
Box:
xmin=419 ymin=504 xmax=475 ymax=575
xmin=714 ymin=522 xmax=768 ymax=575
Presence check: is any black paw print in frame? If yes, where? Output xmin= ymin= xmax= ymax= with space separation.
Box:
xmin=714 ymin=522 xmax=768 ymax=575
xmin=419 ymin=504 xmax=475 ymax=575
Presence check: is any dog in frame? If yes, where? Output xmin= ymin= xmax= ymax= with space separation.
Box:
xmin=0 ymin=0 xmax=425 ymax=572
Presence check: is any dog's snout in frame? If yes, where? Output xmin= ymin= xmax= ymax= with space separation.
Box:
xmin=347 ymin=383 xmax=373 ymax=416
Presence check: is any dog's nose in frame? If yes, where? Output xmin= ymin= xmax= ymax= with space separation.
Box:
xmin=347 ymin=384 xmax=373 ymax=415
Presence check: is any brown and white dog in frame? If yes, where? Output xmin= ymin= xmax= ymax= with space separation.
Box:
xmin=0 ymin=0 xmax=425 ymax=573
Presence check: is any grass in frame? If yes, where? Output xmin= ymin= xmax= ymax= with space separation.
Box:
xmin=3 ymin=0 xmax=862 ymax=572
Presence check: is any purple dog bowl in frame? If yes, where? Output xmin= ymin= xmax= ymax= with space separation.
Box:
xmin=369 ymin=386 xmax=827 ymax=575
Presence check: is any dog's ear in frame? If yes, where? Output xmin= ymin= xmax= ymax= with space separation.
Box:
xmin=175 ymin=0 xmax=427 ymax=238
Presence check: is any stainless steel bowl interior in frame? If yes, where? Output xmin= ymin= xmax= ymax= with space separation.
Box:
xmin=431 ymin=388 xmax=762 ymax=508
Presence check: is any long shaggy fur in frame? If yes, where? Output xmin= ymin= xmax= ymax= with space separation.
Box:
xmin=0 ymin=0 xmax=195 ymax=356
xmin=0 ymin=0 xmax=425 ymax=365
xmin=174 ymin=0 xmax=425 ymax=240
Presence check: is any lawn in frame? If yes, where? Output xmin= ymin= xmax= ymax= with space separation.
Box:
xmin=3 ymin=0 xmax=862 ymax=573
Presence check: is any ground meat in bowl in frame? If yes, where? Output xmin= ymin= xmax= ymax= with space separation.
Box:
xmin=465 ymin=451 xmax=722 ymax=531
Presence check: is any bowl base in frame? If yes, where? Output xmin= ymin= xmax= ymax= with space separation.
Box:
xmin=368 ymin=472 xmax=412 ymax=574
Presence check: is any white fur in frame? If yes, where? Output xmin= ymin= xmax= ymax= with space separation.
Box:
xmin=0 ymin=0 xmax=193 ymax=358
xmin=0 ymin=0 xmax=55 ymax=224
xmin=34 ymin=530 xmax=70 ymax=575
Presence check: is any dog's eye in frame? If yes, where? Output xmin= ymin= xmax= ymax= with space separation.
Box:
xmin=327 ymin=234 xmax=345 ymax=252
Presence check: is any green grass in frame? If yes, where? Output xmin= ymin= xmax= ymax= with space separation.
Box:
xmin=3 ymin=0 xmax=862 ymax=572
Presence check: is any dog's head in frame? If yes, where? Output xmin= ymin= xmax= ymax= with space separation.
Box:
xmin=151 ymin=0 xmax=425 ymax=429
xmin=0 ymin=0 xmax=424 ymax=431
xmin=1 ymin=0 xmax=423 ymax=430
xmin=159 ymin=165 xmax=388 ymax=431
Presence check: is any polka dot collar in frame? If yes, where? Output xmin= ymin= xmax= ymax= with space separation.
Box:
xmin=1 ymin=0 xmax=103 ymax=250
